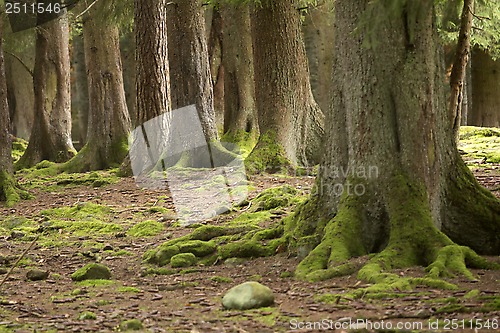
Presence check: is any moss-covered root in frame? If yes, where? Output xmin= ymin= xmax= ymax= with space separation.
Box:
xmin=0 ymin=170 xmax=30 ymax=207
xmin=426 ymin=245 xmax=499 ymax=280
xmin=293 ymin=194 xmax=366 ymax=282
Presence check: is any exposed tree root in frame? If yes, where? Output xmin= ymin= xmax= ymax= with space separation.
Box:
xmin=245 ymin=132 xmax=293 ymax=174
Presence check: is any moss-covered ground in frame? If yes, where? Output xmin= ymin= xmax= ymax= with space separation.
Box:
xmin=0 ymin=128 xmax=498 ymax=332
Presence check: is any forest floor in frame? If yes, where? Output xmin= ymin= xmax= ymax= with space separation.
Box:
xmin=0 ymin=127 xmax=499 ymax=333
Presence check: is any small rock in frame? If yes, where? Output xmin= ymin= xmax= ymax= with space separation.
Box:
xmin=26 ymin=269 xmax=49 ymax=281
xmin=0 ymin=267 xmax=8 ymax=275
xmin=102 ymin=244 xmax=113 ymax=251
xmin=9 ymin=231 xmax=25 ymax=240
xmin=222 ymin=281 xmax=274 ymax=310
xmin=71 ymin=263 xmax=112 ymax=281
xmin=224 ymin=257 xmax=247 ymax=266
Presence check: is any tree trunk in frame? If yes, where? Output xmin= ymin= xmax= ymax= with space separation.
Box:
xmin=63 ymin=4 xmax=131 ymax=172
xmin=207 ymin=8 xmax=225 ymax=127
xmin=5 ymin=53 xmax=34 ymax=140
xmin=0 ymin=20 xmax=24 ymax=206
xmin=221 ymin=4 xmax=258 ymax=138
xmin=121 ymin=0 xmax=171 ymax=178
xmin=469 ymin=48 xmax=500 ymax=127
xmin=288 ymin=0 xmax=499 ymax=284
xmin=248 ymin=0 xmax=324 ymax=172
xmin=16 ymin=15 xmax=75 ymax=169
xmin=302 ymin=0 xmax=335 ymax=115
xmin=166 ymin=0 xmax=234 ymax=168
xmin=70 ymin=33 xmax=88 ymax=149
xmin=121 ymin=29 xmax=136 ymax=123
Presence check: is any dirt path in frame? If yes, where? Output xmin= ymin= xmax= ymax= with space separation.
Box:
xmin=0 ymin=169 xmax=499 ymax=332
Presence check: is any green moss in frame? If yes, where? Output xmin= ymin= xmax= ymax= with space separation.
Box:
xmin=117 ymin=286 xmax=141 ymax=293
xmin=227 ymin=211 xmax=273 ymax=226
xmin=71 ymin=263 xmax=112 ymax=281
xmin=221 ymin=130 xmax=258 ymax=158
xmin=210 ymin=276 xmax=233 ymax=283
xmin=0 ymin=170 xmax=22 ymax=207
xmin=41 ymin=202 xmax=110 ymax=219
xmin=127 ymin=220 xmax=164 ymax=237
xmin=141 ymin=267 xmax=177 ymax=276
xmin=11 ymin=137 xmax=28 ymax=163
xmin=251 ymin=185 xmax=303 ymax=211
xmin=78 ymin=311 xmax=97 ymax=320
xmin=435 ymin=304 xmax=467 ymax=314
xmin=177 ymin=240 xmax=217 ymax=257
xmin=218 ymin=238 xmax=284 ymax=259
xmin=76 ymin=279 xmax=115 ymax=287
xmin=144 ymin=245 xmax=180 ymax=266
xmin=170 ymin=253 xmax=197 ymax=268
xmin=245 ymin=131 xmax=292 ymax=174
xmin=482 ymin=297 xmax=500 ymax=311
xmin=119 ymin=319 xmax=143 ymax=331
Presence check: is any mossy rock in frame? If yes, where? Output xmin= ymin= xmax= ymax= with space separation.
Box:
xmin=78 ymin=311 xmax=97 ymax=320
xmin=177 ymin=240 xmax=217 ymax=257
xmin=144 ymin=245 xmax=180 ymax=266
xmin=170 ymin=253 xmax=197 ymax=268
xmin=71 ymin=263 xmax=112 ymax=281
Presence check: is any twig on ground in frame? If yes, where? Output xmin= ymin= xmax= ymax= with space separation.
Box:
xmin=0 ymin=235 xmax=39 ymax=289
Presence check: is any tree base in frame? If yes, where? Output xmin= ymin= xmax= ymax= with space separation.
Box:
xmin=0 ymin=170 xmax=31 ymax=207
xmin=245 ymin=132 xmax=293 ymax=174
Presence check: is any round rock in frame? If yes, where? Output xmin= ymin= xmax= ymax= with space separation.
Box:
xmin=222 ymin=281 xmax=274 ymax=310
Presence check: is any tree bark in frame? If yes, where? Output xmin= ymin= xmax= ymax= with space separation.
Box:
xmin=469 ymin=48 xmax=500 ymax=127
xmin=288 ymin=0 xmax=499 ymax=284
xmin=0 ymin=19 xmax=24 ymax=206
xmin=70 ymin=33 xmax=88 ymax=149
xmin=16 ymin=15 xmax=75 ymax=169
xmin=167 ymin=0 xmax=218 ymax=142
xmin=63 ymin=3 xmax=131 ymax=172
xmin=5 ymin=53 xmax=34 ymax=140
xmin=302 ymin=0 xmax=335 ymax=115
xmin=221 ymin=4 xmax=258 ymax=138
xmin=166 ymin=0 xmax=235 ymax=168
xmin=207 ymin=8 xmax=225 ymax=127
xmin=248 ymin=0 xmax=324 ymax=171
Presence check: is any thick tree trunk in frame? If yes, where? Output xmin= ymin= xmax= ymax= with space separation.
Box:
xmin=167 ymin=0 xmax=217 ymax=142
xmin=166 ymin=0 xmax=235 ymax=168
xmin=63 ymin=4 xmax=131 ymax=172
xmin=469 ymin=48 xmax=500 ymax=127
xmin=248 ymin=0 xmax=324 ymax=171
xmin=0 ymin=20 xmax=24 ymax=206
xmin=121 ymin=0 xmax=171 ymax=178
xmin=221 ymin=4 xmax=258 ymax=138
xmin=70 ymin=33 xmax=88 ymax=149
xmin=288 ymin=0 xmax=499 ymax=283
xmin=302 ymin=1 xmax=335 ymax=115
xmin=16 ymin=15 xmax=75 ymax=169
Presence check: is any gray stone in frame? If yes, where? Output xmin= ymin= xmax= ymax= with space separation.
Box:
xmin=26 ymin=269 xmax=49 ymax=281
xmin=222 ymin=281 xmax=274 ymax=310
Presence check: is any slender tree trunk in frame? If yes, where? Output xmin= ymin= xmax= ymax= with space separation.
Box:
xmin=248 ymin=0 xmax=324 ymax=171
xmin=289 ymin=0 xmax=499 ymax=283
xmin=16 ymin=15 xmax=75 ymax=169
xmin=70 ymin=33 xmax=88 ymax=149
xmin=302 ymin=0 xmax=335 ymax=115
xmin=121 ymin=30 xmax=136 ymax=123
xmin=469 ymin=48 xmax=500 ymax=127
xmin=63 ymin=4 xmax=131 ymax=172
xmin=5 ymin=53 xmax=34 ymax=140
xmin=221 ymin=4 xmax=258 ymax=138
xmin=207 ymin=8 xmax=225 ymax=127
